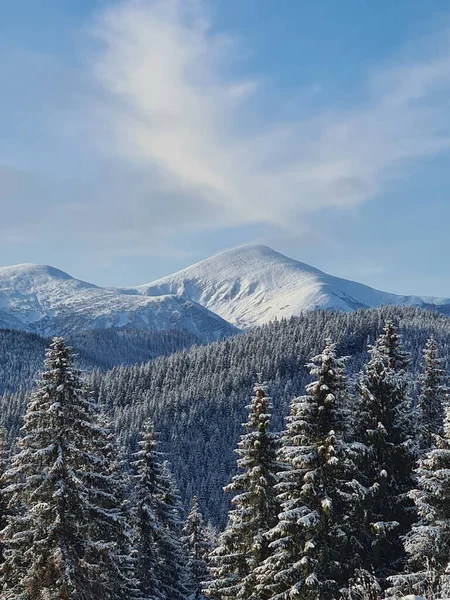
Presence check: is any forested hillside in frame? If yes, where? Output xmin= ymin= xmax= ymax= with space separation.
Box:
xmin=2 ymin=305 xmax=450 ymax=527
xmin=0 ymin=327 xmax=204 ymax=394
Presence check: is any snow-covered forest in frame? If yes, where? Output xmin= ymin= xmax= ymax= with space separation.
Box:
xmin=1 ymin=308 xmax=450 ymax=598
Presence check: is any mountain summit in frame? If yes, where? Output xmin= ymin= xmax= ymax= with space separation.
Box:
xmin=134 ymin=245 xmax=450 ymax=328
xmin=2 ymin=246 xmax=450 ymax=336
xmin=0 ymin=263 xmax=238 ymax=340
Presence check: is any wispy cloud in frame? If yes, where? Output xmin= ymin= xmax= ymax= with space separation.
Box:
xmin=88 ymin=0 xmax=450 ymax=237
xmin=2 ymin=0 xmax=450 ymax=278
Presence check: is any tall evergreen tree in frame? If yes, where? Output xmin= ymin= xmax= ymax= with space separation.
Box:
xmin=129 ymin=421 xmax=161 ymax=600
xmin=182 ymin=496 xmax=211 ymax=600
xmin=130 ymin=420 xmax=188 ymax=600
xmin=85 ymin=414 xmax=140 ymax=600
xmin=255 ymin=341 xmax=359 ymax=600
xmin=418 ymin=337 xmax=449 ymax=451
xmin=158 ymin=460 xmax=190 ymax=599
xmin=0 ymin=338 xmax=105 ymax=598
xmin=355 ymin=322 xmax=417 ymax=585
xmin=0 ymin=429 xmax=9 ymax=566
xmin=388 ymin=404 xmax=450 ymax=599
xmin=205 ymin=379 xmax=280 ymax=600
xmin=0 ymin=338 xmax=137 ymax=600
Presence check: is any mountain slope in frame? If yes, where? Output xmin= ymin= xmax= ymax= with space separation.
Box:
xmin=0 ymin=264 xmax=238 ymax=341
xmin=133 ymin=245 xmax=450 ymax=328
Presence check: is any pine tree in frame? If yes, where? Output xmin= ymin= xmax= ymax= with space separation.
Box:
xmin=157 ymin=460 xmax=190 ymax=600
xmin=387 ymin=403 xmax=450 ymax=599
xmin=0 ymin=338 xmax=103 ymax=598
xmin=205 ymin=379 xmax=280 ymax=600
xmin=130 ymin=420 xmax=188 ymax=600
xmin=418 ymin=337 xmax=449 ymax=451
xmin=181 ymin=496 xmax=211 ymax=600
xmin=0 ymin=338 xmax=138 ymax=600
xmin=0 ymin=429 xmax=9 ymax=566
xmin=355 ymin=322 xmax=417 ymax=585
xmin=255 ymin=340 xmax=359 ymax=600
xmin=85 ymin=414 xmax=140 ymax=600
xmin=129 ymin=421 xmax=161 ymax=600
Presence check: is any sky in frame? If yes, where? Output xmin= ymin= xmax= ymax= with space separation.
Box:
xmin=1 ymin=0 xmax=450 ymax=295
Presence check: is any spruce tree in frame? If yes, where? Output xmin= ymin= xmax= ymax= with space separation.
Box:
xmin=355 ymin=322 xmax=417 ymax=585
xmin=388 ymin=403 xmax=450 ymax=598
xmin=0 ymin=338 xmax=138 ymax=600
xmin=130 ymin=420 xmax=188 ymax=600
xmin=205 ymin=379 xmax=280 ymax=600
xmin=85 ymin=414 xmax=140 ymax=600
xmin=0 ymin=338 xmax=106 ymax=599
xmin=0 ymin=429 xmax=9 ymax=566
xmin=255 ymin=340 xmax=359 ymax=600
xmin=157 ymin=460 xmax=190 ymax=600
xmin=418 ymin=337 xmax=449 ymax=451
xmin=181 ymin=496 xmax=211 ymax=600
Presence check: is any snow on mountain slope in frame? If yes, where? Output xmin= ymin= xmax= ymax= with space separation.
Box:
xmin=133 ymin=245 xmax=450 ymax=329
xmin=0 ymin=264 xmax=238 ymax=341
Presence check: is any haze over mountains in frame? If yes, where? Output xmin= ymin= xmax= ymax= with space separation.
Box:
xmin=1 ymin=245 xmax=450 ymax=338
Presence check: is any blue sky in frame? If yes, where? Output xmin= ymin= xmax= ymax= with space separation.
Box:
xmin=1 ymin=0 xmax=450 ymax=295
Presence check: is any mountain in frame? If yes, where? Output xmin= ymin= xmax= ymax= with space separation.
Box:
xmin=133 ymin=245 xmax=450 ymax=329
xmin=0 ymin=264 xmax=238 ymax=341
xmin=3 ymin=246 xmax=450 ymax=338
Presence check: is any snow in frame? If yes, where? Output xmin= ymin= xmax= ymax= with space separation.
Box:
xmin=131 ymin=244 xmax=450 ymax=329
xmin=0 ymin=263 xmax=238 ymax=341
xmin=3 ymin=245 xmax=450 ymax=337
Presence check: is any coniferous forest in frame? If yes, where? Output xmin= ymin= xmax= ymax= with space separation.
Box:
xmin=2 ymin=307 xmax=450 ymax=598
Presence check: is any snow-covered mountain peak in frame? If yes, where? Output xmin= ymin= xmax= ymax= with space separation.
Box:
xmin=0 ymin=263 xmax=237 ymax=340
xmin=133 ymin=245 xmax=450 ymax=329
xmin=147 ymin=244 xmax=321 ymax=283
xmin=0 ymin=263 xmax=76 ymax=283
xmin=3 ymin=246 xmax=450 ymax=337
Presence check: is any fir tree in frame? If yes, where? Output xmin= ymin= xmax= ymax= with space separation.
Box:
xmin=355 ymin=322 xmax=417 ymax=585
xmin=85 ymin=414 xmax=140 ymax=600
xmin=205 ymin=379 xmax=280 ymax=600
xmin=418 ymin=337 xmax=449 ymax=451
xmin=388 ymin=403 xmax=450 ymax=598
xmin=130 ymin=420 xmax=188 ymax=600
xmin=255 ymin=342 xmax=359 ymax=600
xmin=0 ymin=430 xmax=9 ymax=566
xmin=0 ymin=338 xmax=138 ymax=600
xmin=157 ymin=460 xmax=190 ymax=600
xmin=181 ymin=496 xmax=211 ymax=600
xmin=0 ymin=338 xmax=106 ymax=599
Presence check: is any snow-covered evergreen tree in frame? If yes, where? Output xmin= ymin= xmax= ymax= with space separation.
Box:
xmin=85 ymin=413 xmax=140 ymax=600
xmin=355 ymin=322 xmax=417 ymax=585
xmin=0 ymin=429 xmax=9 ymax=566
xmin=205 ymin=379 xmax=280 ymax=600
xmin=388 ymin=402 xmax=450 ymax=598
xmin=256 ymin=341 xmax=359 ymax=600
xmin=158 ymin=460 xmax=190 ymax=599
xmin=129 ymin=420 xmax=161 ymax=600
xmin=0 ymin=338 xmax=108 ymax=598
xmin=182 ymin=496 xmax=211 ymax=599
xmin=418 ymin=337 xmax=449 ymax=451
xmin=130 ymin=420 xmax=188 ymax=600
xmin=343 ymin=568 xmax=383 ymax=600
xmin=0 ymin=338 xmax=138 ymax=600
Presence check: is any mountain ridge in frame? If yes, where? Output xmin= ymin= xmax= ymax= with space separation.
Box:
xmin=0 ymin=262 xmax=238 ymax=341
xmin=2 ymin=245 xmax=450 ymax=335
xmin=131 ymin=244 xmax=450 ymax=328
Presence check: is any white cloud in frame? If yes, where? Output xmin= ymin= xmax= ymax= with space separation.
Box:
xmin=2 ymin=0 xmax=450 ymax=275
xmin=88 ymin=0 xmax=450 ymax=236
